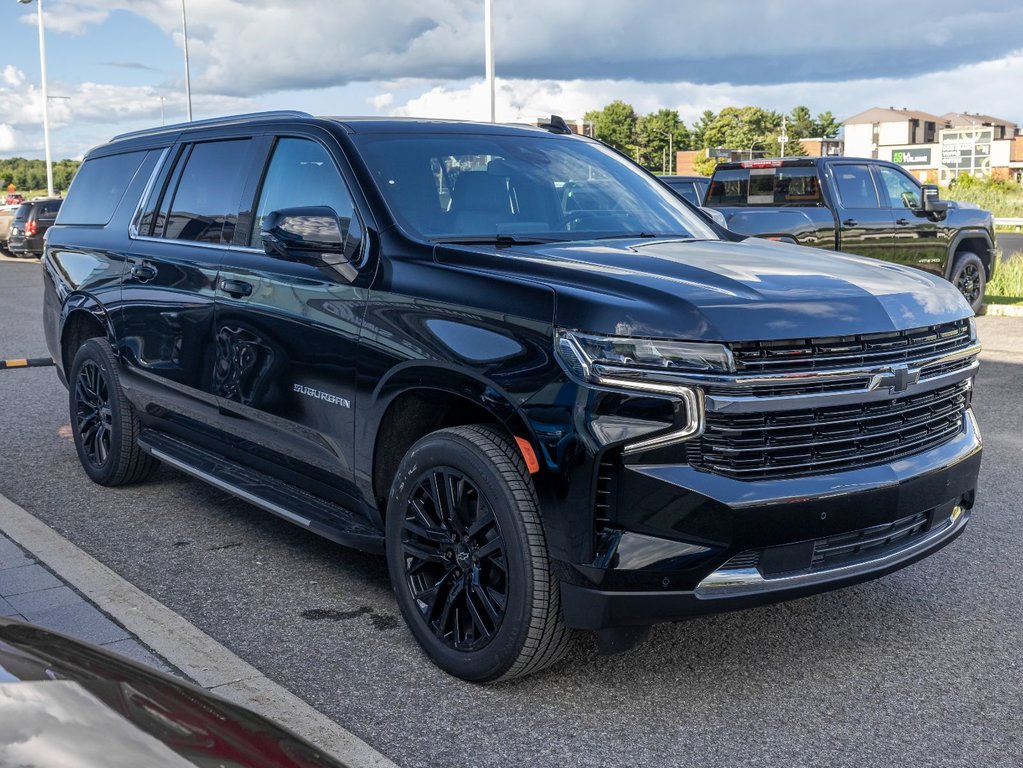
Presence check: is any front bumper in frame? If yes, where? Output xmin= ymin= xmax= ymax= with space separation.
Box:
xmin=560 ymin=409 xmax=981 ymax=630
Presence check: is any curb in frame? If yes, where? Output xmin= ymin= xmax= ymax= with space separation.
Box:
xmin=0 ymin=491 xmax=399 ymax=768
xmin=979 ymin=303 xmax=1023 ymax=318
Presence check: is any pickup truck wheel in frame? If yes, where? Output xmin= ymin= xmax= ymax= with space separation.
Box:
xmin=951 ymin=252 xmax=985 ymax=313
xmin=68 ymin=338 xmax=158 ymax=486
xmin=386 ymin=425 xmax=572 ymax=682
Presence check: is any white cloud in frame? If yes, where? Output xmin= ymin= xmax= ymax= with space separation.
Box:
xmin=17 ymin=5 xmax=110 ymax=36
xmin=3 ymin=65 xmax=25 ymax=88
xmin=368 ymin=92 xmax=394 ymax=111
xmin=0 ymin=125 xmax=19 ymax=152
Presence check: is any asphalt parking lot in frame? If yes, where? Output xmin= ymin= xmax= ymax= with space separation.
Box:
xmin=1 ymin=259 xmax=1021 ymax=767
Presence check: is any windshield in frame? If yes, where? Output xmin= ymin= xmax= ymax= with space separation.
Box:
xmin=351 ymin=132 xmax=718 ymax=242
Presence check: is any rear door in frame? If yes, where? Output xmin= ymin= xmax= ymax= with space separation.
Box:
xmin=872 ymin=164 xmax=948 ymax=275
xmin=828 ymin=162 xmax=896 ymax=261
xmin=119 ymin=136 xmax=258 ymax=445
xmin=212 ymin=132 xmax=370 ymax=505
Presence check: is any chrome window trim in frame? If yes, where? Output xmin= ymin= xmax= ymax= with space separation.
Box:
xmin=128 ymin=146 xmax=170 ymax=239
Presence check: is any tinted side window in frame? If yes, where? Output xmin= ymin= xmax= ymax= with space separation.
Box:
xmin=875 ymin=166 xmax=921 ymax=209
xmin=833 ymin=164 xmax=880 ymax=208
xmin=38 ymin=201 xmax=61 ymax=219
xmin=667 ymin=181 xmax=698 ymax=205
xmin=706 ymin=169 xmax=747 ymax=206
xmin=250 ymin=138 xmax=356 ymax=248
xmin=162 ymin=140 xmax=250 ymax=243
xmin=13 ymin=203 xmax=31 ymax=223
xmin=57 ymin=151 xmax=147 ymax=225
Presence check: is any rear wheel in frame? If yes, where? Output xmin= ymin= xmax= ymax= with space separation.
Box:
xmin=68 ymin=338 xmax=158 ymax=486
xmin=386 ymin=425 xmax=571 ymax=682
xmin=951 ymin=251 xmax=985 ymax=313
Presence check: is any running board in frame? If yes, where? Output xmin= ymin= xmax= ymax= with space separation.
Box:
xmin=138 ymin=431 xmax=384 ymax=554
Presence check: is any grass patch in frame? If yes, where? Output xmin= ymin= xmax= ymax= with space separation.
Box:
xmin=984 ymin=295 xmax=1023 ymax=306
xmin=944 ymin=176 xmax=1023 ymax=219
xmin=987 ymin=249 xmax=1023 ymax=302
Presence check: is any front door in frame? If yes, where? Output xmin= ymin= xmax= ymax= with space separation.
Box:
xmin=873 ymin=164 xmax=948 ymax=275
xmin=213 ymin=135 xmax=369 ymax=506
xmin=828 ymin=162 xmax=895 ymax=261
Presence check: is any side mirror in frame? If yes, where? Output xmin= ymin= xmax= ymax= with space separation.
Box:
xmin=920 ymin=184 xmax=949 ymax=216
xmin=261 ymin=206 xmax=347 ymax=264
xmin=700 ymin=207 xmax=728 ymax=228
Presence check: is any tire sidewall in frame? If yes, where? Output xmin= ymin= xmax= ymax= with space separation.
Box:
xmin=386 ymin=431 xmax=537 ymax=682
xmin=68 ymin=338 xmax=129 ymax=485
xmin=952 ymin=252 xmax=985 ymax=313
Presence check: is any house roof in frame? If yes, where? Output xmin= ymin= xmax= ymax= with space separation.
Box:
xmin=842 ymin=107 xmax=944 ymax=126
xmin=941 ymin=112 xmax=1017 ymax=128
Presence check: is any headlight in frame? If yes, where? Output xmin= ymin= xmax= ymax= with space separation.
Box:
xmin=556 ymin=330 xmax=721 ymax=453
xmin=556 ymin=330 xmax=734 ymax=380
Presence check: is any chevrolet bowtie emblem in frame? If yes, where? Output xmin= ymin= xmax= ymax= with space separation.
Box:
xmin=881 ymin=364 xmax=920 ymax=393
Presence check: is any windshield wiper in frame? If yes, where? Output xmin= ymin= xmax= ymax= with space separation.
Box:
xmin=592 ymin=232 xmax=687 ymax=240
xmin=432 ymin=234 xmax=562 ymax=247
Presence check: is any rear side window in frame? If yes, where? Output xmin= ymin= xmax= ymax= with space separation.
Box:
xmin=13 ymin=203 xmax=31 ymax=223
xmin=37 ymin=201 xmax=61 ymax=219
xmin=161 ymin=139 xmax=250 ymax=244
xmin=666 ymin=181 xmax=699 ymax=205
xmin=706 ymin=167 xmax=822 ymax=207
xmin=833 ymin=164 xmax=880 ymax=209
xmin=57 ymin=151 xmax=148 ymax=225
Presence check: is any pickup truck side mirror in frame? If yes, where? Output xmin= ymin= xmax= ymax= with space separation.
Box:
xmin=920 ymin=184 xmax=949 ymax=216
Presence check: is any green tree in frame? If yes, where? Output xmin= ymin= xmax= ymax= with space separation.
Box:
xmin=788 ymin=105 xmax=816 ymax=140
xmin=586 ymin=100 xmax=637 ymax=153
xmin=690 ymin=109 xmax=716 ymax=149
xmin=692 ymin=152 xmax=720 ymax=176
xmin=703 ymin=106 xmax=782 ymax=155
xmin=814 ymin=110 xmax=840 ymax=138
xmin=634 ymin=108 xmax=689 ymax=172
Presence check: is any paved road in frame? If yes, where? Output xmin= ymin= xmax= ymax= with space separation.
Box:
xmin=998 ymin=232 xmax=1023 ymax=258
xmin=1 ymin=260 xmax=1021 ymax=767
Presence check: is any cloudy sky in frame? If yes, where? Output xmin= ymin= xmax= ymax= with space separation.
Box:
xmin=1 ymin=0 xmax=1022 ymax=159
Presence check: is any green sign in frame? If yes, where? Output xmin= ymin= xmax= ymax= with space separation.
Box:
xmin=891 ymin=148 xmax=931 ymax=166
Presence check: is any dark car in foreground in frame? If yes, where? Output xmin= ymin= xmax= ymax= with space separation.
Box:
xmin=704 ymin=157 xmax=995 ymax=311
xmin=8 ymin=198 xmax=62 ymax=258
xmin=0 ymin=617 xmax=351 ymax=767
xmin=660 ymin=174 xmax=710 ymax=206
xmin=42 ymin=112 xmax=981 ymax=682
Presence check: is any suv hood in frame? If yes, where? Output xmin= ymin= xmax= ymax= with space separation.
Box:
xmin=436 ymin=237 xmax=972 ymax=341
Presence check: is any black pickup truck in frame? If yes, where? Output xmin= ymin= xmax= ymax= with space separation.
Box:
xmin=705 ymin=157 xmax=996 ymax=311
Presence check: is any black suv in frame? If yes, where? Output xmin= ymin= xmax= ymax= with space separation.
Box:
xmin=9 ymin=198 xmax=62 ymax=257
xmin=42 ymin=112 xmax=982 ymax=682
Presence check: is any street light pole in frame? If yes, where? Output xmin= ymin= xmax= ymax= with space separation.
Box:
xmin=181 ymin=0 xmax=193 ymax=121
xmin=484 ymin=0 xmax=495 ymax=122
xmin=19 ymin=0 xmax=53 ymax=196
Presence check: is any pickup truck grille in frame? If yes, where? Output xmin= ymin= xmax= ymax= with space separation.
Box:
xmin=686 ymin=380 xmax=971 ymax=480
xmin=729 ymin=319 xmax=972 ymax=374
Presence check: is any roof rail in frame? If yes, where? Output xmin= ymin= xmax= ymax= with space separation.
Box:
xmin=110 ymin=110 xmax=314 ymax=143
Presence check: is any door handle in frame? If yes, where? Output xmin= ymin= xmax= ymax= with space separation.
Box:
xmin=896 ymin=218 xmax=911 ymax=225
xmin=220 ymin=278 xmax=253 ymax=298
xmin=842 ymin=218 xmax=858 ymax=227
xmin=130 ymin=262 xmax=158 ymax=281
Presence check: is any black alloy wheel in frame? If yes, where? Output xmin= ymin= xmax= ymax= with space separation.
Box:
xmin=400 ymin=468 xmax=508 ymax=651
xmin=951 ymin=251 xmax=986 ymax=313
xmin=74 ymin=360 xmax=113 ymax=469
xmin=68 ymin=338 xmax=158 ymax=486
xmin=386 ymin=425 xmax=571 ymax=682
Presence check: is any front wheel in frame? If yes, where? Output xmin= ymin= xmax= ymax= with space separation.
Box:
xmin=950 ymin=251 xmax=986 ymax=313
xmin=386 ymin=425 xmax=571 ymax=682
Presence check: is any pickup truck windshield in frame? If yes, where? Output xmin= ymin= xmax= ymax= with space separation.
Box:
xmin=706 ymin=166 xmax=824 ymax=207
xmin=352 ymin=133 xmax=718 ymax=243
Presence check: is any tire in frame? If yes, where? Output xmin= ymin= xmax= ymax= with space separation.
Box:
xmin=386 ymin=424 xmax=572 ymax=682
xmin=950 ymin=251 xmax=986 ymax=313
xmin=68 ymin=338 xmax=158 ymax=486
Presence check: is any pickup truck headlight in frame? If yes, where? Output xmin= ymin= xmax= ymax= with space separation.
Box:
xmin=556 ymin=330 xmax=727 ymax=453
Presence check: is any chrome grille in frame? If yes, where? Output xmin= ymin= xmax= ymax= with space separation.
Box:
xmin=729 ymin=319 xmax=972 ymax=374
xmin=687 ymin=381 xmax=971 ymax=479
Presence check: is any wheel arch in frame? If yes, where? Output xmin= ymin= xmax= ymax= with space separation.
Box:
xmin=946 ymin=229 xmax=995 ymax=280
xmin=365 ymin=362 xmax=541 ymax=516
xmin=59 ymin=297 xmax=114 ymax=381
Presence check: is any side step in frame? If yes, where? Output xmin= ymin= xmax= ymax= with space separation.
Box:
xmin=138 ymin=431 xmax=384 ymax=554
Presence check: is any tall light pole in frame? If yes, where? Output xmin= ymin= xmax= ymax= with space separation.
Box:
xmin=484 ymin=0 xmax=495 ymax=122
xmin=18 ymin=0 xmax=53 ymax=197
xmin=181 ymin=0 xmax=193 ymax=121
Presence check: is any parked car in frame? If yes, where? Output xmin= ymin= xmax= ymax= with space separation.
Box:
xmin=42 ymin=112 xmax=982 ymax=682
xmin=5 ymin=193 xmax=24 ymax=205
xmin=0 ymin=617 xmax=353 ymax=767
xmin=660 ymin=174 xmax=710 ymax=206
xmin=8 ymin=197 xmax=62 ymax=258
xmin=0 ymin=203 xmax=20 ymax=252
xmin=704 ymin=157 xmax=995 ymax=311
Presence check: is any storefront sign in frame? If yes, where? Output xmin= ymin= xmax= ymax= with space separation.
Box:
xmin=940 ymin=128 xmax=993 ymax=177
xmin=891 ymin=148 xmax=932 ymax=166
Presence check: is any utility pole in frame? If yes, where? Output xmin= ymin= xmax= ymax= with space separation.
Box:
xmin=779 ymin=115 xmax=788 ymax=157
xmin=484 ymin=0 xmax=495 ymax=122
xmin=181 ymin=0 xmax=193 ymax=121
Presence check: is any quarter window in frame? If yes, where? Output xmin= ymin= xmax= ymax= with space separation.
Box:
xmin=250 ymin=138 xmax=356 ymax=248
xmin=56 ymin=151 xmax=147 ymax=226
xmin=875 ymin=166 xmax=921 ymax=209
xmin=833 ymin=165 xmax=880 ymax=208
xmin=161 ymin=139 xmax=250 ymax=243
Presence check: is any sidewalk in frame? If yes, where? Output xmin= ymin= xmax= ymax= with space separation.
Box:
xmin=0 ymin=530 xmax=175 ymax=674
